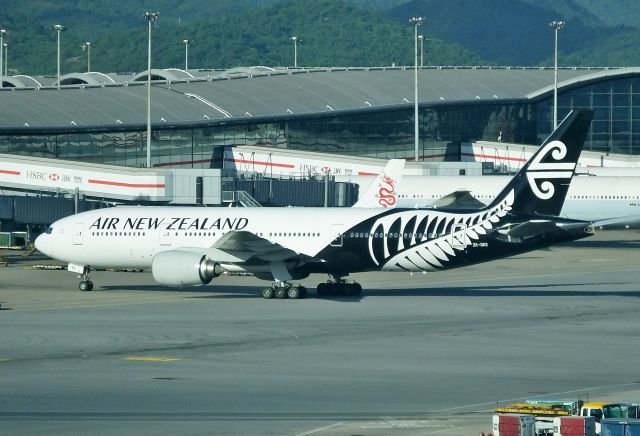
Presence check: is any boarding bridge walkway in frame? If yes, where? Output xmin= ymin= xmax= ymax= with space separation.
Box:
xmin=0 ymin=153 xmax=222 ymax=205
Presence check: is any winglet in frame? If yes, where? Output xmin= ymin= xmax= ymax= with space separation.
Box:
xmin=353 ymin=159 xmax=405 ymax=208
xmin=487 ymin=110 xmax=593 ymax=217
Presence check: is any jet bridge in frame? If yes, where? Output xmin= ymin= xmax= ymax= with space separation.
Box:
xmin=0 ymin=153 xmax=230 ymax=206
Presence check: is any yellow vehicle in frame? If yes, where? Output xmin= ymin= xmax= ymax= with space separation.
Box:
xmin=495 ymin=400 xmax=582 ymax=417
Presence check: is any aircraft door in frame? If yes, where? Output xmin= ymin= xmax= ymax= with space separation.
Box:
xmin=73 ymin=223 xmax=84 ymax=245
xmin=330 ymin=224 xmax=343 ymax=247
xmin=450 ymin=223 xmax=467 ymax=250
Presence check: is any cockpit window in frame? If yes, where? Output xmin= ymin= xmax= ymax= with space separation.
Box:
xmin=45 ymin=226 xmax=53 ymax=234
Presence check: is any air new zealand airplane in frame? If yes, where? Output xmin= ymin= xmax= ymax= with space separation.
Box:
xmin=35 ymin=110 xmax=595 ymax=299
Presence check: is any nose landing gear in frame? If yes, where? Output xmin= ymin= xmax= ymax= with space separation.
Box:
xmin=78 ymin=266 xmax=94 ymax=292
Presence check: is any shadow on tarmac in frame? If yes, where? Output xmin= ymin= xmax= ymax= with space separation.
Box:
xmin=98 ymin=284 xmax=366 ymax=302
xmin=365 ymin=286 xmax=640 ymax=298
xmin=563 ymin=239 xmax=640 ymax=249
xmin=97 ymin=282 xmax=640 ymax=300
xmin=98 ymin=284 xmax=259 ymax=297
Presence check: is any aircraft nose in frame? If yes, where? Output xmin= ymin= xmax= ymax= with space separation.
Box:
xmin=35 ymin=233 xmax=54 ymax=257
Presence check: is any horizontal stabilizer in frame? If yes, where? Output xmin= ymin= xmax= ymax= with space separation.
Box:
xmin=498 ymin=220 xmax=557 ymax=238
xmin=431 ymin=190 xmax=487 ymax=210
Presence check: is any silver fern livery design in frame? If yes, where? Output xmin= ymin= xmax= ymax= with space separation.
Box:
xmin=317 ymin=110 xmax=594 ymax=275
xmin=367 ymin=191 xmax=512 ymax=271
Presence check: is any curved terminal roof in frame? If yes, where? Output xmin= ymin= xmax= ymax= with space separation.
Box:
xmin=1 ymin=76 xmax=30 ymax=88
xmin=0 ymin=66 xmax=632 ymax=133
xmin=131 ymin=68 xmax=196 ymax=82
xmin=58 ymin=72 xmax=117 ymax=86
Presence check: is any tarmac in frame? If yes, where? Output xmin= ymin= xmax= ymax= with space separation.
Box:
xmin=1 ymin=229 xmax=640 ymax=435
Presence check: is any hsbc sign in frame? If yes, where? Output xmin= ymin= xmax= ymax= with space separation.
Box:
xmin=1 ymin=159 xmax=170 ymax=202
xmin=26 ymin=170 xmax=65 ymax=183
xmin=26 ymin=170 xmax=50 ymax=180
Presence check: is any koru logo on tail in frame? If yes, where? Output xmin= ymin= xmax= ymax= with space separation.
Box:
xmin=526 ymin=140 xmax=576 ymax=200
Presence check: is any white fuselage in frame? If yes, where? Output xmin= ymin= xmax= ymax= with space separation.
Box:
xmin=35 ymin=206 xmax=376 ymax=269
xmin=338 ymin=175 xmax=640 ymax=221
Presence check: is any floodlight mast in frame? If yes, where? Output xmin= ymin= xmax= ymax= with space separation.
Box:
xmin=52 ymin=24 xmax=66 ymax=90
xmin=550 ymin=20 xmax=565 ymax=129
xmin=143 ymin=11 xmax=159 ymax=169
xmin=0 ymin=29 xmax=6 ymax=89
xmin=290 ymin=36 xmax=299 ymax=68
xmin=409 ymin=16 xmax=424 ymax=162
xmin=81 ymin=42 xmax=93 ymax=72
xmin=183 ymin=39 xmax=190 ymax=70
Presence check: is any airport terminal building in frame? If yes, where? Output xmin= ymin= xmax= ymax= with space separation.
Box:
xmin=2 ymin=65 xmax=640 ymax=171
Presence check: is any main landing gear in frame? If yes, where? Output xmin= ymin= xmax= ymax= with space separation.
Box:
xmin=78 ymin=266 xmax=94 ymax=292
xmin=316 ymin=275 xmax=363 ymax=298
xmin=261 ymin=283 xmax=308 ymax=300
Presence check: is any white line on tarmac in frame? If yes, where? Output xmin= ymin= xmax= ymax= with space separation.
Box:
xmin=294 ymin=421 xmax=345 ymax=436
xmin=424 ymin=427 xmax=464 ymax=434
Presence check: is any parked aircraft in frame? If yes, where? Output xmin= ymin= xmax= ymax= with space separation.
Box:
xmin=342 ymin=174 xmax=640 ymax=224
xmin=35 ymin=111 xmax=594 ymax=299
xmin=352 ymin=158 xmax=404 ymax=208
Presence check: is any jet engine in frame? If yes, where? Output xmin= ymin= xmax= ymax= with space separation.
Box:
xmin=151 ymin=250 xmax=221 ymax=287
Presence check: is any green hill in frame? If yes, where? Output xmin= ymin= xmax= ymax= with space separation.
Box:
xmin=385 ymin=0 xmax=614 ymax=66
xmin=1 ymin=0 xmax=482 ymax=75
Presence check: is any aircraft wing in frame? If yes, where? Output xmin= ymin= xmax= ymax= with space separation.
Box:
xmin=205 ymin=231 xmax=305 ymax=263
xmin=592 ymin=215 xmax=640 ymax=229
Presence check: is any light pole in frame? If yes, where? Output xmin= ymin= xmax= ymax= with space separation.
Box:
xmin=3 ymin=43 xmax=7 ymax=77
xmin=183 ymin=39 xmax=190 ymax=70
xmin=418 ymin=35 xmax=424 ymax=68
xmin=143 ymin=11 xmax=159 ymax=168
xmin=81 ymin=42 xmax=93 ymax=72
xmin=550 ymin=20 xmax=565 ymax=129
xmin=52 ymin=24 xmax=66 ymax=90
xmin=410 ymin=16 xmax=424 ymax=162
xmin=290 ymin=36 xmax=299 ymax=68
xmin=0 ymin=29 xmax=7 ymax=89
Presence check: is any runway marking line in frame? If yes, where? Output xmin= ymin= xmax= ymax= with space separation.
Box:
xmin=295 ymin=421 xmax=345 ymax=436
xmin=123 ymin=356 xmax=182 ymax=362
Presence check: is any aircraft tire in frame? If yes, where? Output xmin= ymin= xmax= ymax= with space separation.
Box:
xmin=287 ymin=286 xmax=300 ymax=299
xmin=275 ymin=287 xmax=287 ymax=299
xmin=79 ymin=280 xmax=93 ymax=292
xmin=316 ymin=283 xmax=328 ymax=297
xmin=352 ymin=283 xmax=363 ymax=296
xmin=338 ymin=283 xmax=350 ymax=296
xmin=261 ymin=287 xmax=274 ymax=299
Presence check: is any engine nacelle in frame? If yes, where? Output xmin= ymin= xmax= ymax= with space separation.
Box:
xmin=151 ymin=250 xmax=221 ymax=287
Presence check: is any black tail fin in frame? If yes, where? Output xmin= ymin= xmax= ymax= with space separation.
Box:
xmin=487 ymin=110 xmax=593 ymax=216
